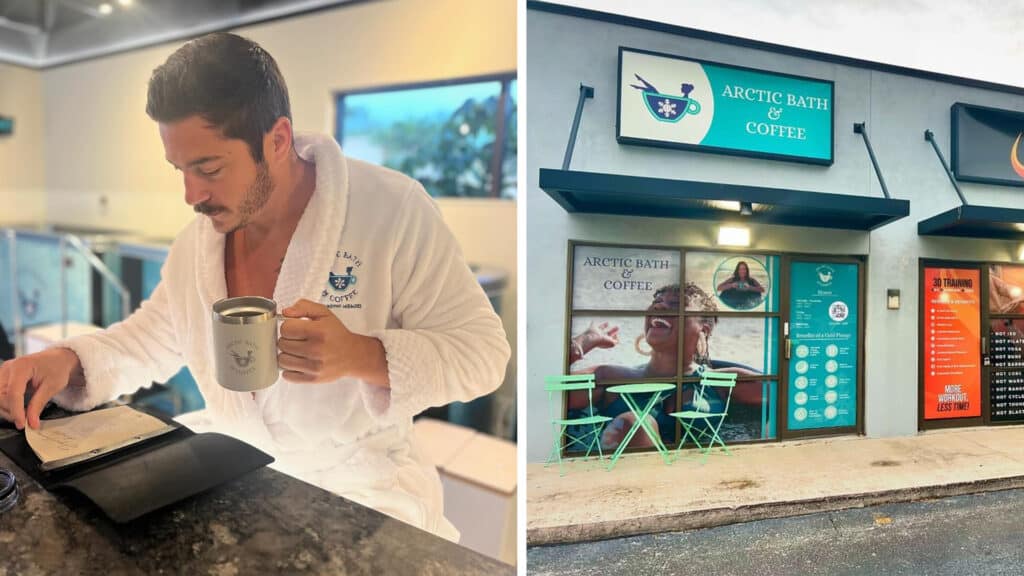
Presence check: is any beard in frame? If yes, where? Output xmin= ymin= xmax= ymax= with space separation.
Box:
xmin=227 ymin=162 xmax=273 ymax=233
xmin=193 ymin=162 xmax=274 ymax=233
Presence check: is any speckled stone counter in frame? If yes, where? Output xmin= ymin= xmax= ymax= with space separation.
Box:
xmin=0 ymin=428 xmax=513 ymax=575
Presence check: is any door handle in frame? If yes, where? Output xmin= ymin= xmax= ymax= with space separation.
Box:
xmin=982 ymin=336 xmax=989 ymax=355
xmin=785 ymin=338 xmax=792 ymax=360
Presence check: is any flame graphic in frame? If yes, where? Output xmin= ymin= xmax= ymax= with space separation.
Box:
xmin=1011 ymin=133 xmax=1024 ymax=179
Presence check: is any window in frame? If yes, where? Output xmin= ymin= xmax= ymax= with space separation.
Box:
xmin=336 ymin=75 xmax=517 ymax=199
xmin=564 ymin=243 xmax=782 ymax=454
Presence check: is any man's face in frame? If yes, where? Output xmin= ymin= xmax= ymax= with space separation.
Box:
xmin=159 ymin=116 xmax=273 ymax=234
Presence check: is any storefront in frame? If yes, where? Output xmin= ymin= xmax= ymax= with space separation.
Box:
xmin=562 ymin=242 xmax=866 ymax=455
xmin=526 ymin=2 xmax=1024 ymax=462
xmin=918 ymin=105 xmax=1024 ymax=429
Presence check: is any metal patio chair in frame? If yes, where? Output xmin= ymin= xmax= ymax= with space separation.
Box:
xmin=544 ymin=374 xmax=613 ymax=476
xmin=670 ymin=370 xmax=738 ymax=461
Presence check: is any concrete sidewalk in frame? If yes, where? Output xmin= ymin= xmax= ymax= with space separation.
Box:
xmin=527 ymin=426 xmax=1024 ymax=546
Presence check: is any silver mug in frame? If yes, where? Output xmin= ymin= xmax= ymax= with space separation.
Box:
xmin=212 ymin=296 xmax=280 ymax=392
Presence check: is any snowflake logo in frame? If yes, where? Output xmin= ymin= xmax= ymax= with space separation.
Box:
xmin=657 ymin=99 xmax=676 ymax=117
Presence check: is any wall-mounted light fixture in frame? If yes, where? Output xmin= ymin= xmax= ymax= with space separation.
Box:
xmin=717 ymin=226 xmax=750 ymax=247
xmin=1018 ymin=244 xmax=1024 ymax=261
xmin=887 ymin=289 xmax=900 ymax=310
xmin=739 ymin=201 xmax=753 ymax=216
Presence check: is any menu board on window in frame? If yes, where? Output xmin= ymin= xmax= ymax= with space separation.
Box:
xmin=990 ymin=319 xmax=1024 ymax=368
xmin=786 ymin=262 xmax=858 ymax=430
xmin=922 ymin=267 xmax=981 ymax=420
xmin=990 ymin=370 xmax=1024 ymax=422
xmin=990 ymin=318 xmax=1024 ymax=423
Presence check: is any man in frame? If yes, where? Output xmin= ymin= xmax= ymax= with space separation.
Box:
xmin=0 ymin=33 xmax=510 ymax=541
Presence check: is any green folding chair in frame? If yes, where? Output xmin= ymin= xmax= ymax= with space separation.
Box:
xmin=544 ymin=374 xmax=613 ymax=476
xmin=669 ymin=370 xmax=738 ymax=461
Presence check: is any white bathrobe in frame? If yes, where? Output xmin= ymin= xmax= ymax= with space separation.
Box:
xmin=52 ymin=133 xmax=511 ymax=541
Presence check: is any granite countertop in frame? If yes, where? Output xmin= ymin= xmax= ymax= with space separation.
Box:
xmin=0 ymin=428 xmax=513 ymax=576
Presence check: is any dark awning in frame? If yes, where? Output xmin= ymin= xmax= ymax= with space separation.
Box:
xmin=539 ymin=168 xmax=910 ymax=230
xmin=918 ymin=205 xmax=1024 ymax=240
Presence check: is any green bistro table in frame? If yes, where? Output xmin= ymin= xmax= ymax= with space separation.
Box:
xmin=604 ymin=383 xmax=676 ymax=470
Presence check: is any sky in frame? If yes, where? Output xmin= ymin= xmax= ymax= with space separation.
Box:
xmin=545 ymin=0 xmax=1024 ymax=88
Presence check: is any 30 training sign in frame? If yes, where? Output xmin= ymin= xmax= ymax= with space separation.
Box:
xmin=617 ymin=47 xmax=834 ymax=165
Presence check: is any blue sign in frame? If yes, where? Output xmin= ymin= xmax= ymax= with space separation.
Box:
xmin=618 ymin=47 xmax=834 ymax=165
xmin=787 ymin=262 xmax=858 ymax=430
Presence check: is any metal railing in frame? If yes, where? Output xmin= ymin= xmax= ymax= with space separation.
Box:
xmin=5 ymin=229 xmax=131 ymax=355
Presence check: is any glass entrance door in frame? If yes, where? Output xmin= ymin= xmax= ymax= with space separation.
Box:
xmin=919 ymin=262 xmax=984 ymax=430
xmin=782 ymin=258 xmax=863 ymax=437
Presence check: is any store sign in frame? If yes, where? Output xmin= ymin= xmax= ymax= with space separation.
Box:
xmin=787 ymin=262 xmax=858 ymax=430
xmin=922 ymin=267 xmax=981 ymax=420
xmin=571 ymin=245 xmax=680 ymax=311
xmin=951 ymin=103 xmax=1024 ymax=187
xmin=618 ymin=47 xmax=834 ymax=165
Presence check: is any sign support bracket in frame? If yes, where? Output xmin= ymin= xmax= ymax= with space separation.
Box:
xmin=853 ymin=122 xmax=891 ymax=199
xmin=924 ymin=129 xmax=969 ymax=206
xmin=562 ymin=84 xmax=594 ymax=170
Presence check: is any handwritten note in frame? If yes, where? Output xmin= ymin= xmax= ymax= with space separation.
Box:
xmin=25 ymin=405 xmax=170 ymax=467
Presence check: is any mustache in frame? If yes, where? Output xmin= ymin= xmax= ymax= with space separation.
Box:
xmin=194 ymin=203 xmax=223 ymax=215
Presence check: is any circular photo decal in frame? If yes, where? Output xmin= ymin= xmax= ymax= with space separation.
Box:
xmin=713 ymin=257 xmax=770 ymax=311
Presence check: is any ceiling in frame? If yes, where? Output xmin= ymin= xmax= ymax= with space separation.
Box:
xmin=0 ymin=0 xmax=360 ymax=68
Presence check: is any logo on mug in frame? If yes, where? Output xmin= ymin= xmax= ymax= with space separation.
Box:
xmin=630 ymin=73 xmax=702 ymax=123
xmin=227 ymin=340 xmax=258 ymax=375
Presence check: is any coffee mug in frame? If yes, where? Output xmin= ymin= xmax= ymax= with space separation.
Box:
xmin=212 ymin=296 xmax=281 ymax=392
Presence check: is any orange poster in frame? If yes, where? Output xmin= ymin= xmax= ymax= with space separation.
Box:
xmin=923 ymin=267 xmax=982 ymax=420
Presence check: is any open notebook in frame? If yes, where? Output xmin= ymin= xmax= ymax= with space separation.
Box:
xmin=25 ymin=405 xmax=177 ymax=471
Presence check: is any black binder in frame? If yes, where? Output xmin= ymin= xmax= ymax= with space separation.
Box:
xmin=0 ymin=405 xmax=274 ymax=523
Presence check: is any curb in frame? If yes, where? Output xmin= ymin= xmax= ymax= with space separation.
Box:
xmin=527 ymin=474 xmax=1024 ymax=546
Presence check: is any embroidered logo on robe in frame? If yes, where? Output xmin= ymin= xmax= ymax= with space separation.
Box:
xmin=329 ymin=267 xmax=357 ymax=292
xmin=323 ymin=250 xmax=363 ymax=309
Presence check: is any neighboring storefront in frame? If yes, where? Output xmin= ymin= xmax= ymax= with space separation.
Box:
xmin=527 ymin=2 xmax=1024 ymax=461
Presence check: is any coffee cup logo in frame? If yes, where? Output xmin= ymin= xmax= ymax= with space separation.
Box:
xmin=329 ymin=266 xmax=357 ymax=293
xmin=226 ymin=340 xmax=258 ymax=376
xmin=630 ymin=74 xmax=702 ymax=123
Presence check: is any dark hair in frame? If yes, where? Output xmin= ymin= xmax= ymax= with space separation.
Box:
xmin=146 ymin=32 xmax=291 ymax=163
xmin=730 ymin=261 xmax=760 ymax=285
